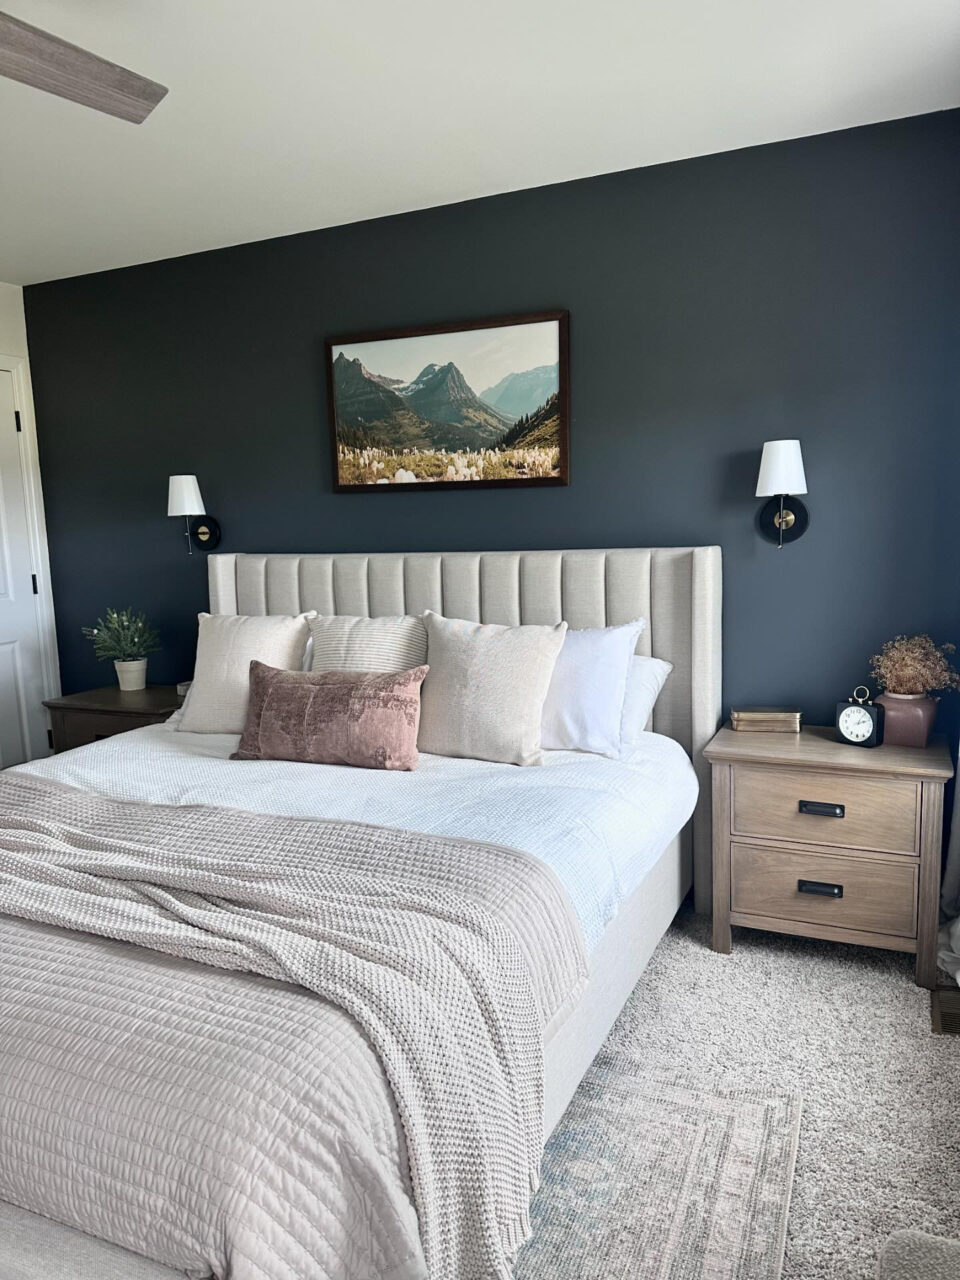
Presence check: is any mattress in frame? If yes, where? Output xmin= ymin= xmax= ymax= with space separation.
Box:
xmin=14 ymin=719 xmax=698 ymax=953
xmin=2 ymin=726 xmax=697 ymax=1278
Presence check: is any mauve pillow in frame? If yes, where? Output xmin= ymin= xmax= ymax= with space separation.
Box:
xmin=232 ymin=661 xmax=428 ymax=771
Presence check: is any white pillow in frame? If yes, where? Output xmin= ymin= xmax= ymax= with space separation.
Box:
xmin=418 ymin=611 xmax=567 ymax=766
xmin=619 ymin=656 xmax=674 ymax=749
xmin=178 ymin=612 xmax=313 ymax=734
xmin=541 ymin=619 xmax=646 ymax=758
xmin=310 ymin=614 xmax=427 ymax=673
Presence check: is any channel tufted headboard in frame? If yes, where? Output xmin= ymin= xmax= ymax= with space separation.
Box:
xmin=209 ymin=547 xmax=722 ymax=911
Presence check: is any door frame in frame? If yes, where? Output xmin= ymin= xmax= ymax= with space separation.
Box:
xmin=0 ymin=350 xmax=61 ymax=725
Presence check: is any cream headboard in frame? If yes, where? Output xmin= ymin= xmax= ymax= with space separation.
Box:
xmin=209 ymin=547 xmax=722 ymax=911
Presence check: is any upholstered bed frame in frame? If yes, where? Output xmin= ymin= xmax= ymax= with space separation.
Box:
xmin=1 ymin=544 xmax=721 ymax=1280
xmin=209 ymin=545 xmax=723 ymax=911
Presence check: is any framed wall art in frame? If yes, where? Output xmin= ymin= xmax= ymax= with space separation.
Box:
xmin=326 ymin=310 xmax=569 ymax=491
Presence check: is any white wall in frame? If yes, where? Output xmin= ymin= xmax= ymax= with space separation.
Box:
xmin=0 ymin=279 xmax=59 ymax=709
xmin=0 ymin=281 xmax=29 ymax=357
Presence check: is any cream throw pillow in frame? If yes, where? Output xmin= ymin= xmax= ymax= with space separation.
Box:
xmin=178 ymin=612 xmax=313 ymax=734
xmin=419 ymin=611 xmax=567 ymax=766
xmin=310 ymin=614 xmax=427 ymax=673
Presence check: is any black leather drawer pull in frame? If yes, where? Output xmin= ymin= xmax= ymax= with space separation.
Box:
xmin=798 ymin=879 xmax=843 ymax=898
xmin=798 ymin=800 xmax=845 ymax=818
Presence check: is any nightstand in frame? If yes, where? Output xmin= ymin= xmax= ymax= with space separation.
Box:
xmin=704 ymin=725 xmax=954 ymax=988
xmin=43 ymin=686 xmax=184 ymax=753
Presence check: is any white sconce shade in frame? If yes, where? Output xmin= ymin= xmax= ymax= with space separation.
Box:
xmin=167 ymin=474 xmax=205 ymax=517
xmin=755 ymin=440 xmax=807 ymax=497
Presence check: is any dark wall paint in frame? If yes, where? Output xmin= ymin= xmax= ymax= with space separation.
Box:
xmin=24 ymin=110 xmax=960 ymax=738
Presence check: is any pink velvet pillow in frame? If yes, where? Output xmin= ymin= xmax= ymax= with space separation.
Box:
xmin=232 ymin=661 xmax=428 ymax=771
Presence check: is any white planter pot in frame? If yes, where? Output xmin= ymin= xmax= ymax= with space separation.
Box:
xmin=115 ymin=659 xmax=147 ymax=691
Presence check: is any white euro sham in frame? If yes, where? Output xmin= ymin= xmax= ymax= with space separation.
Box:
xmin=541 ymin=619 xmax=646 ymax=758
xmin=620 ymin=655 xmax=674 ymax=747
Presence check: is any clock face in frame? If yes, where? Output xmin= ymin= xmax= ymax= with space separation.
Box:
xmin=839 ymin=704 xmax=873 ymax=743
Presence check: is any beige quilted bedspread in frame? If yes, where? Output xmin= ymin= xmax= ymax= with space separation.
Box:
xmin=0 ymin=774 xmax=587 ymax=1280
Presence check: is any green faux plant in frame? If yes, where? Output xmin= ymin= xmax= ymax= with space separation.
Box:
xmin=82 ymin=608 xmax=161 ymax=663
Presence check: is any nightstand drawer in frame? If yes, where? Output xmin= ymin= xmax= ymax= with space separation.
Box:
xmin=732 ymin=765 xmax=919 ymax=855
xmin=731 ymin=843 xmax=918 ymax=938
xmin=48 ymin=710 xmax=165 ymax=753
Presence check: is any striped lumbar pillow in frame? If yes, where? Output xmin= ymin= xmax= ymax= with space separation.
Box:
xmin=309 ymin=614 xmax=428 ymax=673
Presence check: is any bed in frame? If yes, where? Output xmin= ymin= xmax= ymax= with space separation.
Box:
xmin=0 ymin=546 xmax=721 ymax=1280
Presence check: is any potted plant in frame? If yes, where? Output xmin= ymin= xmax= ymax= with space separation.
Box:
xmin=82 ymin=608 xmax=160 ymax=692
xmin=869 ymin=634 xmax=959 ymax=748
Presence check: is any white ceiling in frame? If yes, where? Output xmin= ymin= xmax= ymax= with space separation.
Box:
xmin=1 ymin=0 xmax=959 ymax=285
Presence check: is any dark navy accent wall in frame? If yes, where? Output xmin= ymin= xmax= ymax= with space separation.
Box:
xmin=23 ymin=110 xmax=960 ymax=739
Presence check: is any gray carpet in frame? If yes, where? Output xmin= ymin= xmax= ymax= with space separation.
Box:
xmin=520 ymin=906 xmax=960 ymax=1280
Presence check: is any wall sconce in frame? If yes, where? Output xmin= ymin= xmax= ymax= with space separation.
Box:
xmin=167 ymin=475 xmax=221 ymax=555
xmin=755 ymin=440 xmax=808 ymax=548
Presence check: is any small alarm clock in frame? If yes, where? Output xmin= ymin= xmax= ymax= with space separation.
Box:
xmin=835 ymin=685 xmax=884 ymax=748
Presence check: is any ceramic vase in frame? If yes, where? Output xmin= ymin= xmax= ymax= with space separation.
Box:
xmin=115 ymin=659 xmax=147 ymax=692
xmin=876 ymin=692 xmax=936 ymax=748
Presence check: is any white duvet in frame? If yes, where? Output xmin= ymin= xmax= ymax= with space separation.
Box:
xmin=16 ymin=720 xmax=698 ymax=953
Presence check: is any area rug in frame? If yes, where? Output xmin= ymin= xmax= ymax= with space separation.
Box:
xmin=516 ymin=1060 xmax=801 ymax=1279
xmin=524 ymin=906 xmax=960 ymax=1278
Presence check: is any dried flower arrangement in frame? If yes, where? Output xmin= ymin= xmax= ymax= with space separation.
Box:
xmin=869 ymin=634 xmax=960 ymax=698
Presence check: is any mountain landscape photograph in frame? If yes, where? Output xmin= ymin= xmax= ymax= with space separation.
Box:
xmin=327 ymin=313 xmax=568 ymax=488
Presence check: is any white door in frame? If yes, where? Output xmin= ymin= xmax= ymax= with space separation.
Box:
xmin=0 ymin=369 xmax=48 ymax=766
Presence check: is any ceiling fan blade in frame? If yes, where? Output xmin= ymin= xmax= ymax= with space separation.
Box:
xmin=0 ymin=10 xmax=167 ymax=123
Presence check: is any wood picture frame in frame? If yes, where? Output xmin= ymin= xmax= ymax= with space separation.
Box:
xmin=326 ymin=310 xmax=569 ymax=492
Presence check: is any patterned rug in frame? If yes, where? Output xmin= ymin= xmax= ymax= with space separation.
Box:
xmin=516 ymin=1058 xmax=801 ymax=1279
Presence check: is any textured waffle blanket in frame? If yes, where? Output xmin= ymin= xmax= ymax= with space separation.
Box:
xmin=0 ymin=773 xmax=587 ymax=1280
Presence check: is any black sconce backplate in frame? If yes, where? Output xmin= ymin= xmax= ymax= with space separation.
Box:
xmin=189 ymin=516 xmax=221 ymax=551
xmin=757 ymin=496 xmax=809 ymax=545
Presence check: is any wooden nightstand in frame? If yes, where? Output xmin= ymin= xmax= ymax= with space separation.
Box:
xmin=43 ymin=686 xmax=184 ymax=754
xmin=704 ymin=725 xmax=954 ymax=988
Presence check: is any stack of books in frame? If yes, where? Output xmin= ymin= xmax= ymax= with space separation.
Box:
xmin=730 ymin=706 xmax=802 ymax=733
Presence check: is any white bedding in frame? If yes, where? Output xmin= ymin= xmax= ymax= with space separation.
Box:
xmin=15 ymin=720 xmax=698 ymax=953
